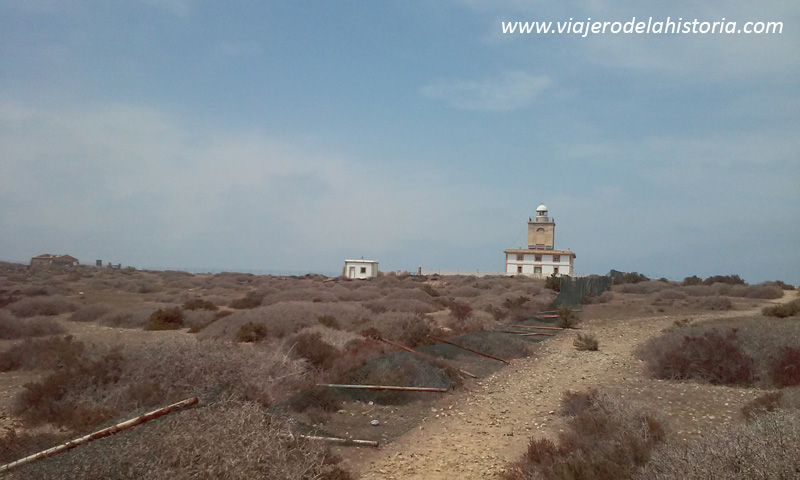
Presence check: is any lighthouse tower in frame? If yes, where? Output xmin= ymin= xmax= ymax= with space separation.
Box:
xmin=527 ymin=204 xmax=555 ymax=249
xmin=504 ymin=204 xmax=576 ymax=277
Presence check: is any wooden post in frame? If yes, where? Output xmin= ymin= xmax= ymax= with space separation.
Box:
xmin=427 ymin=335 xmax=510 ymax=364
xmin=0 ymin=397 xmax=199 ymax=474
xmin=380 ymin=338 xmax=477 ymax=378
xmin=293 ymin=434 xmax=380 ymax=447
xmin=317 ymin=384 xmax=448 ymax=393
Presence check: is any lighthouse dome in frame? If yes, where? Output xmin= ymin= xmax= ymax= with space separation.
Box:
xmin=536 ymin=204 xmax=548 ymax=212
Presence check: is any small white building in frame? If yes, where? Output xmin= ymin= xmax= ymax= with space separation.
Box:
xmin=504 ymin=204 xmax=576 ymax=277
xmin=343 ymin=259 xmax=379 ymax=279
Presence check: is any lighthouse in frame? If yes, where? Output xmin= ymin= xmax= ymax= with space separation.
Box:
xmin=504 ymin=204 xmax=576 ymax=276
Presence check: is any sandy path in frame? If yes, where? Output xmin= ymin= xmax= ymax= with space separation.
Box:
xmin=343 ymin=308 xmax=772 ymax=479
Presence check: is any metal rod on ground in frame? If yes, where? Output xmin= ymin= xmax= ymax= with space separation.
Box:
xmin=317 ymin=384 xmax=448 ymax=393
xmin=295 ymin=434 xmax=380 ymax=448
xmin=379 ymin=338 xmax=477 ymax=378
xmin=498 ymin=330 xmax=555 ymax=337
xmin=427 ymin=335 xmax=510 ymax=364
xmin=510 ymin=325 xmax=564 ymax=331
xmin=0 ymin=397 xmax=200 ymax=474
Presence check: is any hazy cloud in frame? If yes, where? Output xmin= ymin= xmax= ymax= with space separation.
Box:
xmin=420 ymin=71 xmax=551 ymax=111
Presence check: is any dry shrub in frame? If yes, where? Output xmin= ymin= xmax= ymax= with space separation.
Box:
xmin=582 ymin=291 xmax=614 ymax=304
xmin=373 ymin=311 xmax=433 ymax=348
xmin=144 ymin=307 xmax=183 ymax=330
xmin=182 ymin=298 xmax=218 ymax=311
xmin=262 ymin=287 xmax=338 ymax=305
xmin=735 ymin=284 xmax=784 ymax=299
xmin=636 ymin=411 xmax=799 ymax=480
xmin=655 ymin=288 xmax=687 ymax=300
xmin=0 ymin=429 xmax=72 ymax=464
xmin=364 ymin=298 xmax=435 ymax=315
xmin=0 ymin=335 xmax=85 ymax=372
xmin=97 ymin=305 xmax=165 ymax=329
xmin=445 ymin=310 xmax=494 ymax=336
xmin=420 ymin=283 xmax=440 ymax=297
xmin=573 ymin=332 xmax=599 ymax=351
xmin=229 ymin=290 xmax=268 ymax=309
xmin=556 ymin=305 xmax=580 ymax=329
xmin=7 ymin=296 xmax=77 ymax=318
xmin=317 ymin=314 xmax=340 ymax=329
xmin=0 ymin=310 xmax=65 ymax=339
xmin=179 ymin=309 xmax=216 ymax=331
xmin=504 ymin=390 xmax=665 ymax=480
xmin=613 ymin=272 xmax=650 ymax=285
xmin=292 ymin=332 xmax=340 ymax=370
xmin=771 ymin=347 xmax=800 ymax=387
xmin=741 ymin=391 xmax=784 ymax=420
xmin=236 ymin=322 xmax=269 ymax=343
xmin=762 ymin=299 xmax=800 ymax=318
xmin=69 ymin=304 xmax=111 ymax=322
xmin=5 ymin=400 xmax=353 ymax=480
xmin=344 ymin=353 xmax=461 ymax=405
xmin=615 ymin=280 xmax=673 ymax=294
xmin=447 ymin=299 xmax=473 ymax=321
xmin=637 ymin=327 xmax=755 ymax=386
xmin=703 ymin=274 xmax=746 ymax=286
xmin=689 ymin=295 xmax=733 ymax=310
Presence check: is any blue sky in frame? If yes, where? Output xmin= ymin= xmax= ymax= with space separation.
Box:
xmin=1 ymin=1 xmax=798 ymax=283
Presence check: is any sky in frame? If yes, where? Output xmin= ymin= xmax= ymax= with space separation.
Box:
xmin=1 ymin=0 xmax=798 ymax=283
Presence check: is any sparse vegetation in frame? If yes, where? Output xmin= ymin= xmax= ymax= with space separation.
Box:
xmin=503 ymin=390 xmax=665 ymax=480
xmin=637 ymin=327 xmax=755 ymax=386
xmin=556 ymin=305 xmax=579 ymax=329
xmin=0 ymin=310 xmax=65 ymax=339
xmin=144 ymin=307 xmax=183 ymax=330
xmin=573 ymin=332 xmax=599 ymax=351
xmin=762 ymin=298 xmax=800 ymax=318
xmin=235 ymin=322 xmax=269 ymax=343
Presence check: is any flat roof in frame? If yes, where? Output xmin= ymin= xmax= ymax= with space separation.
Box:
xmin=344 ymin=259 xmax=379 ymax=264
xmin=504 ymin=248 xmax=576 ymax=258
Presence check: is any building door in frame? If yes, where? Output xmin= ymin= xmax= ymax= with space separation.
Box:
xmin=348 ymin=266 xmax=355 ymax=278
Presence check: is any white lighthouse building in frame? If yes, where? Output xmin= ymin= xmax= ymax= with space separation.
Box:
xmin=504 ymin=204 xmax=576 ymax=277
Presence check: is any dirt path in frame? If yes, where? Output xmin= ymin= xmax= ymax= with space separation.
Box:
xmin=342 ymin=306 xmax=776 ymax=479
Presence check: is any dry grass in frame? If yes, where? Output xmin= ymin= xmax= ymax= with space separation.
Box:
xmin=635 ymin=410 xmax=800 ymax=480
xmin=5 ymin=400 xmax=353 ymax=480
xmin=0 ymin=310 xmax=65 ymax=339
xmin=637 ymin=317 xmax=800 ymax=389
xmin=573 ymin=332 xmax=599 ymax=351
xmin=7 ymin=296 xmax=77 ymax=318
xmin=504 ymin=390 xmax=665 ymax=480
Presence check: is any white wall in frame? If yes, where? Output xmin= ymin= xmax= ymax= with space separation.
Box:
xmin=505 ymin=253 xmax=572 ymax=277
xmin=344 ymin=261 xmax=378 ymax=279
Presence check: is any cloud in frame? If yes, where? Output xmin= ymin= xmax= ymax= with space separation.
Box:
xmin=420 ymin=71 xmax=551 ymax=111
xmin=0 ymin=101 xmax=507 ymax=270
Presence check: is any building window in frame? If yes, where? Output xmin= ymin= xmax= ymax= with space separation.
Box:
xmin=516 ymin=254 xmax=524 ymax=261
xmin=554 ymin=267 xmax=559 ymax=274
xmin=535 ymin=255 xmax=542 ymax=262
xmin=360 ymin=267 xmax=367 ymax=274
xmin=534 ymin=266 xmax=542 ymax=274
xmin=517 ymin=265 xmax=523 ymax=273
xmin=553 ymin=255 xmax=561 ymax=262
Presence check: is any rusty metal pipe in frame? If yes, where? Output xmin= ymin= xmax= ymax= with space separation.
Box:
xmin=317 ymin=384 xmax=448 ymax=392
xmin=379 ymin=338 xmax=477 ymax=378
xmin=427 ymin=335 xmax=510 ymax=364
xmin=0 ymin=397 xmax=199 ymax=474
xmin=498 ymin=330 xmax=555 ymax=337
xmin=510 ymin=324 xmax=564 ymax=331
